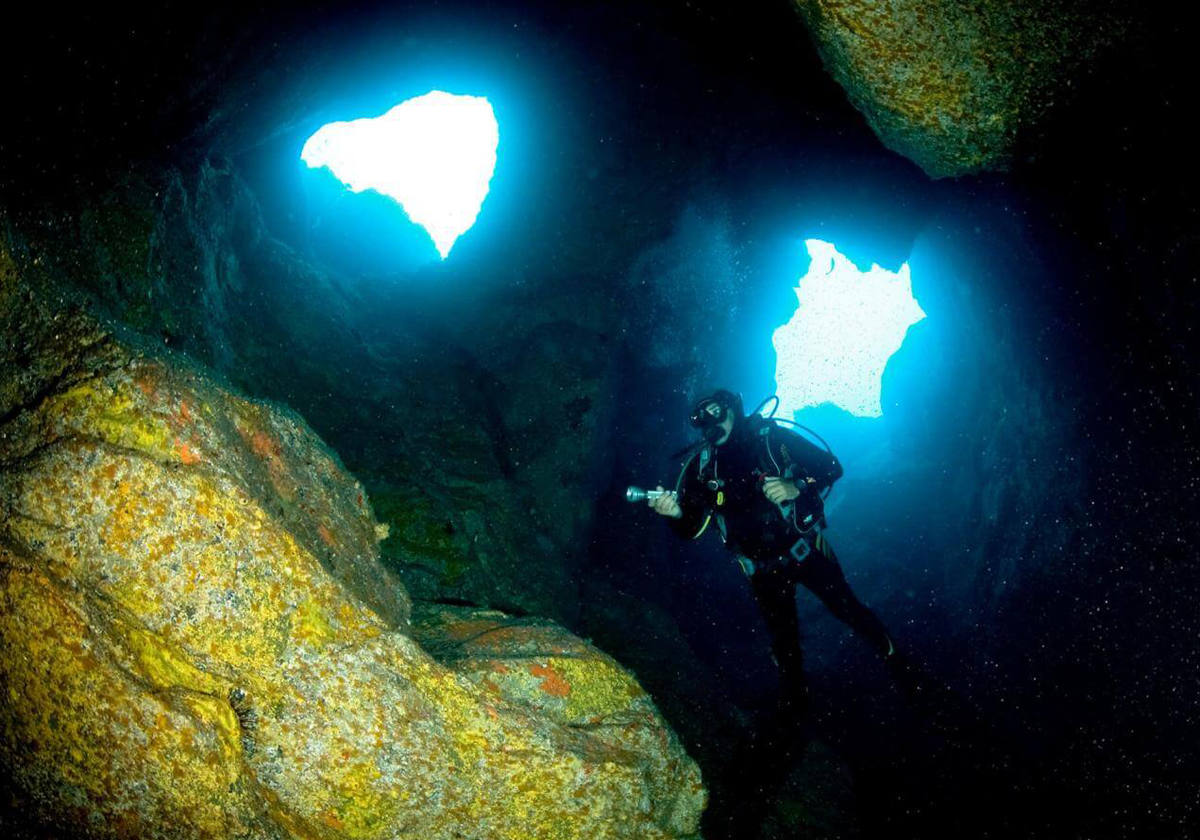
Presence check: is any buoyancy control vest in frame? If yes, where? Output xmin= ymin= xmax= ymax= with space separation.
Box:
xmin=678 ymin=415 xmax=839 ymax=563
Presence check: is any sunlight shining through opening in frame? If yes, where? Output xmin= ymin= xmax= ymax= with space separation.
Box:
xmin=773 ymin=239 xmax=926 ymax=418
xmin=301 ymin=91 xmax=499 ymax=258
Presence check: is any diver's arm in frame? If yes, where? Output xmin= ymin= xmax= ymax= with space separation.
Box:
xmin=777 ymin=426 xmax=842 ymax=492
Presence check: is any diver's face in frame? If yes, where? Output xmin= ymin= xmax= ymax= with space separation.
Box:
xmin=693 ymin=397 xmax=737 ymax=445
xmin=712 ymin=413 xmax=735 ymax=446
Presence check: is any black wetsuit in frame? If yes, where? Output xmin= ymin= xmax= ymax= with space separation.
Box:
xmin=670 ymin=415 xmax=894 ymax=706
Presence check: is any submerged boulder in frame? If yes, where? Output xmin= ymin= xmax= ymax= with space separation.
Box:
xmin=410 ymin=603 xmax=705 ymax=828
xmin=792 ymin=0 xmax=1124 ymax=177
xmin=0 ymin=244 xmax=704 ymax=838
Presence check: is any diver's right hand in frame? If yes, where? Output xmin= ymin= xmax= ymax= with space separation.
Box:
xmin=649 ymin=486 xmax=682 ymax=519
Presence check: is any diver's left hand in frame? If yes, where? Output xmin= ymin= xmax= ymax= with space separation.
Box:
xmin=762 ymin=476 xmax=802 ymax=505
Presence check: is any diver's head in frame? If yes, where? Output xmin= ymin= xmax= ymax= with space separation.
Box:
xmin=689 ymin=389 xmax=743 ymax=446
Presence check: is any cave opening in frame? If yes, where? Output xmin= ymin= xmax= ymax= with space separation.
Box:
xmin=301 ymin=90 xmax=500 ymax=259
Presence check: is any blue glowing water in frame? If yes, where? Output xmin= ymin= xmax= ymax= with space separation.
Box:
xmin=301 ymin=91 xmax=499 ymax=258
xmin=772 ymin=239 xmax=926 ymax=418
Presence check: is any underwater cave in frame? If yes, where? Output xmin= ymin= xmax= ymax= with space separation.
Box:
xmin=1 ymin=1 xmax=1198 ymax=838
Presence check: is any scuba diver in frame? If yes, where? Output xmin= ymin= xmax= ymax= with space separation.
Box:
xmin=645 ymin=389 xmax=902 ymax=715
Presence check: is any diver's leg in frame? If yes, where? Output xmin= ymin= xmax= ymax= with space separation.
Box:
xmin=748 ymin=564 xmax=809 ymax=710
xmin=795 ymin=536 xmax=896 ymax=658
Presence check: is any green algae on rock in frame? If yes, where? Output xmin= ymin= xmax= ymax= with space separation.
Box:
xmin=792 ymin=0 xmax=1125 ymax=177
xmin=0 ymin=244 xmax=705 ymax=839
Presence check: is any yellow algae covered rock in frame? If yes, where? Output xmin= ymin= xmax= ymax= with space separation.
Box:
xmin=0 ymin=246 xmax=705 ymax=839
xmin=792 ymin=0 xmax=1124 ymax=177
xmin=410 ymin=603 xmax=706 ymax=835
xmin=0 ymin=553 xmax=266 ymax=837
xmin=0 ymin=255 xmax=407 ymax=631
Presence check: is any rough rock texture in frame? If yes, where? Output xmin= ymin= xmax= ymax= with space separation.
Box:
xmin=360 ymin=288 xmax=619 ymax=619
xmin=0 ymin=249 xmax=408 ymax=632
xmin=792 ymin=0 xmax=1123 ymax=177
xmin=410 ymin=603 xmax=704 ymax=825
xmin=0 ymin=244 xmax=704 ymax=839
xmin=14 ymin=163 xmax=616 ymax=624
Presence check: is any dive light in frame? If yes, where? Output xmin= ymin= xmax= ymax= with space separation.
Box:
xmin=625 ymin=486 xmax=669 ymax=504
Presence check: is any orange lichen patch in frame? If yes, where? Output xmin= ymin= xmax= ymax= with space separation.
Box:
xmin=240 ymin=424 xmax=300 ymax=502
xmin=529 ymin=663 xmax=571 ymax=698
xmin=170 ymin=399 xmax=193 ymax=428
xmin=134 ymin=371 xmax=158 ymax=397
xmin=441 ymin=621 xmax=523 ymax=649
xmin=317 ymin=524 xmax=337 ymax=548
xmin=447 ymin=618 xmax=499 ymax=636
xmin=250 ymin=429 xmax=281 ymax=460
xmin=174 ymin=439 xmax=201 ymax=465
xmin=320 ymin=812 xmax=346 ymax=831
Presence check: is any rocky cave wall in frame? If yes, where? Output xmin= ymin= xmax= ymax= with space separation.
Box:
xmin=0 ymin=238 xmax=705 ymax=839
xmin=6 ymin=158 xmax=623 ymax=626
xmin=791 ymin=0 xmax=1128 ymax=177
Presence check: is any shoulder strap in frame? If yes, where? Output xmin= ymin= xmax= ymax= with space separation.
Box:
xmin=758 ymin=420 xmax=782 ymax=474
xmin=674 ymin=444 xmax=711 ymax=495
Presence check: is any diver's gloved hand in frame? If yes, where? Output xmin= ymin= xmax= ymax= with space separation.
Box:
xmin=648 ymin=486 xmax=682 ymax=519
xmin=762 ymin=476 xmax=802 ymax=505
